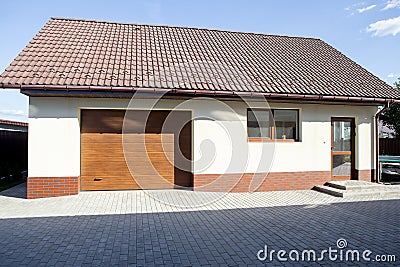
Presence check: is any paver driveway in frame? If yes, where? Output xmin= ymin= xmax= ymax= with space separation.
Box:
xmin=0 ymin=183 xmax=399 ymax=266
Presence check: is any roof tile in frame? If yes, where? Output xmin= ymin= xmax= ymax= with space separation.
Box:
xmin=0 ymin=17 xmax=399 ymax=100
xmin=0 ymin=119 xmax=28 ymax=127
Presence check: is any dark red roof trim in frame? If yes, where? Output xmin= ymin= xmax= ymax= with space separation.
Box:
xmin=20 ymin=87 xmax=400 ymax=104
xmin=0 ymin=119 xmax=28 ymax=127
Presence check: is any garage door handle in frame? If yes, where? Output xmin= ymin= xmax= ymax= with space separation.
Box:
xmin=94 ymin=177 xmax=103 ymax=181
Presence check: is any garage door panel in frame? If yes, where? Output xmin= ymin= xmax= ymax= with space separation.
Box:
xmin=81 ymin=157 xmax=174 ymax=167
xmin=81 ymin=175 xmax=174 ymax=190
xmin=81 ymin=180 xmax=139 ymax=190
xmin=81 ymin=184 xmax=173 ymax=191
xmin=81 ymin=143 xmax=174 ymax=150
xmin=81 ymin=133 xmax=174 ymax=144
xmin=124 ymin=134 xmax=174 ymax=143
xmin=81 ymin=175 xmax=174 ymax=181
xmin=81 ymin=148 xmax=124 ymax=155
xmin=129 ymin=176 xmax=174 ymax=186
xmin=81 ymin=157 xmax=174 ymax=170
xmin=81 ymin=175 xmax=138 ymax=183
xmin=81 ymin=109 xmax=190 ymax=191
xmin=81 ymin=166 xmax=174 ymax=176
xmin=81 ymin=143 xmax=174 ymax=153
xmin=81 ymin=153 xmax=174 ymax=162
xmin=82 ymin=152 xmax=174 ymax=162
xmin=81 ymin=110 xmax=125 ymax=133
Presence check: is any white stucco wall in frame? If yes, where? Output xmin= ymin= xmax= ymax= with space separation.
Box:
xmin=28 ymin=96 xmax=378 ymax=177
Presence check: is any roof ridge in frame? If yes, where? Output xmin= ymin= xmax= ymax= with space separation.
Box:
xmin=49 ymin=17 xmax=322 ymax=41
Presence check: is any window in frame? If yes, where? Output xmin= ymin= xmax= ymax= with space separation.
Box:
xmin=247 ymin=109 xmax=299 ymax=141
xmin=274 ymin=109 xmax=298 ymax=140
xmin=247 ymin=109 xmax=272 ymax=138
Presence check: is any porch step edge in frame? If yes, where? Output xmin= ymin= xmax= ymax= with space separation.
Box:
xmin=326 ymin=181 xmax=383 ymax=191
xmin=313 ymin=185 xmax=344 ymax=197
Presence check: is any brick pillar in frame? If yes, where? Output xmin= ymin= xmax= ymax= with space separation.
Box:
xmin=357 ymin=170 xmax=373 ymax=182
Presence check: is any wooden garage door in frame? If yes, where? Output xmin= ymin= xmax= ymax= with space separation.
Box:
xmin=80 ymin=109 xmax=190 ymax=190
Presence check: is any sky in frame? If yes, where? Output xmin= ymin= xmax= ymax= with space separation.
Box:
xmin=0 ymin=0 xmax=399 ymax=122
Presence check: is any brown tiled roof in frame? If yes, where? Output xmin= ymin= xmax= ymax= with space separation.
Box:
xmin=0 ymin=17 xmax=399 ymax=102
xmin=0 ymin=119 xmax=28 ymax=127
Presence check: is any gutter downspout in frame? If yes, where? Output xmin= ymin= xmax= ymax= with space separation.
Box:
xmin=374 ymin=102 xmax=391 ymax=183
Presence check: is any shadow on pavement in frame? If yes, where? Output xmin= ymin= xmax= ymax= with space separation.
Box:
xmin=0 ymin=182 xmax=27 ymax=199
xmin=0 ymin=198 xmax=399 ymax=266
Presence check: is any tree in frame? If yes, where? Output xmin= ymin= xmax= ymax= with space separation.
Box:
xmin=382 ymin=77 xmax=400 ymax=138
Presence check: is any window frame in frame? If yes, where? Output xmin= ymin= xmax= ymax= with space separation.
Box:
xmin=247 ymin=108 xmax=300 ymax=142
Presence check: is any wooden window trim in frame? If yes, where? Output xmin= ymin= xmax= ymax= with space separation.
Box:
xmin=332 ymin=151 xmax=351 ymax=155
xmin=248 ymin=137 xmax=296 ymax=143
xmin=248 ymin=137 xmax=272 ymax=142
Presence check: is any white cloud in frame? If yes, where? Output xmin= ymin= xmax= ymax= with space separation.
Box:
xmin=382 ymin=0 xmax=400 ymax=10
xmin=345 ymin=2 xmax=377 ymax=15
xmin=366 ymin=16 xmax=400 ymax=36
xmin=0 ymin=109 xmax=27 ymax=117
xmin=357 ymin=4 xmax=377 ymax=13
xmin=387 ymin=73 xmax=395 ymax=78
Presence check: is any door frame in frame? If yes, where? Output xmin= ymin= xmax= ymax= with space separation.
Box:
xmin=331 ymin=117 xmax=356 ymax=180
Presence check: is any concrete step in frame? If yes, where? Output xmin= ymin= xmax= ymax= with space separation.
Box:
xmin=384 ymin=190 xmax=400 ymax=197
xmin=326 ymin=180 xmax=383 ymax=191
xmin=313 ymin=185 xmax=383 ymax=198
xmin=313 ymin=185 xmax=344 ymax=197
xmin=314 ymin=180 xmax=400 ymax=198
xmin=379 ymin=185 xmax=400 ymax=197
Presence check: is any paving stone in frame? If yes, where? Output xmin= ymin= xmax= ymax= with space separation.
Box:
xmin=0 ymin=183 xmax=399 ymax=265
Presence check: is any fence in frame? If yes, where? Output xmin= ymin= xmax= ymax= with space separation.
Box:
xmin=0 ymin=130 xmax=28 ymax=181
xmin=380 ymin=138 xmax=400 ymax=156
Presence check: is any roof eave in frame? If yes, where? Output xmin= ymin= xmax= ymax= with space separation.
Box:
xmin=11 ymin=85 xmax=399 ymax=105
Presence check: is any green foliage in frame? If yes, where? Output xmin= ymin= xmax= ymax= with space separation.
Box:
xmin=382 ymin=77 xmax=400 ymax=138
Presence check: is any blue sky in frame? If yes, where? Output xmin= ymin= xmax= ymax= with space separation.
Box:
xmin=0 ymin=0 xmax=399 ymax=122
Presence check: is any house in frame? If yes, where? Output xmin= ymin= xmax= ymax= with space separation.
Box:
xmin=1 ymin=18 xmax=399 ymax=199
xmin=0 ymin=119 xmax=28 ymax=132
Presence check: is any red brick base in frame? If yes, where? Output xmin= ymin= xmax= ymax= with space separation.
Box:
xmin=357 ymin=169 xmax=373 ymax=182
xmin=27 ymin=177 xmax=80 ymax=199
xmin=26 ymin=170 xmax=374 ymax=197
xmin=194 ymin=171 xmax=332 ymax=192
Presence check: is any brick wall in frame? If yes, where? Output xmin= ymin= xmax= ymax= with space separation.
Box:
xmin=194 ymin=171 xmax=332 ymax=192
xmin=27 ymin=177 xmax=80 ymax=199
xmin=26 ymin=170 xmax=374 ymax=197
xmin=357 ymin=170 xmax=373 ymax=182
